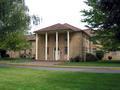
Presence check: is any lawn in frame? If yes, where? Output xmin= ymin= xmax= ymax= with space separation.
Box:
xmin=0 ymin=58 xmax=33 ymax=63
xmin=61 ymin=61 xmax=120 ymax=67
xmin=0 ymin=67 xmax=120 ymax=90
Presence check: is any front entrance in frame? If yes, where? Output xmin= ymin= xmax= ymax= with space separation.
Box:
xmin=53 ymin=48 xmax=60 ymax=60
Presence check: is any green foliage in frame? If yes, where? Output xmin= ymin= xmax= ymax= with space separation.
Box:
xmin=95 ymin=50 xmax=104 ymax=60
xmin=0 ymin=0 xmax=34 ymax=51
xmin=81 ymin=0 xmax=106 ymax=27
xmin=70 ymin=56 xmax=81 ymax=62
xmin=0 ymin=31 xmax=31 ymax=51
xmin=0 ymin=0 xmax=30 ymax=32
xmin=86 ymin=53 xmax=98 ymax=61
xmin=81 ymin=0 xmax=120 ymax=51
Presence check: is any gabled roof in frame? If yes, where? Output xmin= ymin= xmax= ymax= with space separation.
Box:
xmin=34 ymin=23 xmax=82 ymax=33
xmin=63 ymin=23 xmax=82 ymax=31
xmin=34 ymin=23 xmax=90 ymax=37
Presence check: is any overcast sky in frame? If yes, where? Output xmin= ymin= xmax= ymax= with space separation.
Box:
xmin=25 ymin=0 xmax=89 ymax=32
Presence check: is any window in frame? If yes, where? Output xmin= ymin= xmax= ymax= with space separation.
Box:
xmin=64 ymin=47 xmax=67 ymax=54
xmin=65 ymin=35 xmax=67 ymax=42
xmin=48 ymin=35 xmax=49 ymax=42
xmin=64 ymin=35 xmax=71 ymax=42
xmin=54 ymin=47 xmax=60 ymax=51
xmin=54 ymin=35 xmax=56 ymax=41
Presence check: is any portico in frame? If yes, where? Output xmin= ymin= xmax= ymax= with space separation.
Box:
xmin=35 ymin=31 xmax=70 ymax=61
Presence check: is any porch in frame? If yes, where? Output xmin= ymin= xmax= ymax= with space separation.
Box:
xmin=35 ymin=30 xmax=71 ymax=61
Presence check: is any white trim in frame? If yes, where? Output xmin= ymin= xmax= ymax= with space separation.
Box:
xmin=35 ymin=34 xmax=38 ymax=60
xmin=45 ymin=32 xmax=48 ymax=60
xmin=55 ymin=32 xmax=58 ymax=60
xmin=67 ymin=31 xmax=70 ymax=61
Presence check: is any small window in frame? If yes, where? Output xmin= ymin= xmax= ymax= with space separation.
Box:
xmin=64 ymin=47 xmax=67 ymax=54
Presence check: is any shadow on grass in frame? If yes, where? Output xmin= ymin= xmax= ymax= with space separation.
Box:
xmin=0 ymin=58 xmax=34 ymax=63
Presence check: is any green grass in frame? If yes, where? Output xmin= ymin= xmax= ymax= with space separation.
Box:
xmin=0 ymin=67 xmax=120 ymax=90
xmin=61 ymin=61 xmax=120 ymax=67
xmin=0 ymin=58 xmax=33 ymax=63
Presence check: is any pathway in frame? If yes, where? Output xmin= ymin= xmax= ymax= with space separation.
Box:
xmin=0 ymin=64 xmax=120 ymax=73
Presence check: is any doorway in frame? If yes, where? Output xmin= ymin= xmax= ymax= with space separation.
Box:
xmin=53 ymin=48 xmax=60 ymax=60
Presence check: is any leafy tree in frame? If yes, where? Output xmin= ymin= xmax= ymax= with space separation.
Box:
xmin=98 ymin=0 xmax=120 ymax=42
xmin=0 ymin=31 xmax=30 ymax=51
xmin=0 ymin=0 xmax=36 ymax=51
xmin=81 ymin=0 xmax=120 ymax=51
xmin=0 ymin=0 xmax=30 ymax=32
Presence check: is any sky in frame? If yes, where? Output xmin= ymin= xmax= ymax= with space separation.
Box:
xmin=25 ymin=0 xmax=89 ymax=32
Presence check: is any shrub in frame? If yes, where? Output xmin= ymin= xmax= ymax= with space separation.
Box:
xmin=70 ymin=56 xmax=82 ymax=62
xmin=95 ymin=50 xmax=104 ymax=60
xmin=0 ymin=49 xmax=9 ymax=58
xmin=86 ymin=53 xmax=98 ymax=62
xmin=108 ymin=56 xmax=112 ymax=60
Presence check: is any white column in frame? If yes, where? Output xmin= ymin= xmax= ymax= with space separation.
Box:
xmin=67 ymin=31 xmax=70 ymax=61
xmin=35 ymin=34 xmax=38 ymax=60
xmin=55 ymin=32 xmax=58 ymax=61
xmin=45 ymin=32 xmax=48 ymax=60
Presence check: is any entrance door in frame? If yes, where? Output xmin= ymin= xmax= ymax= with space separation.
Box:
xmin=53 ymin=48 xmax=60 ymax=60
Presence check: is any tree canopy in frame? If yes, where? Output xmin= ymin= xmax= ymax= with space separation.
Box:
xmin=81 ymin=0 xmax=120 ymax=51
xmin=0 ymin=0 xmax=33 ymax=51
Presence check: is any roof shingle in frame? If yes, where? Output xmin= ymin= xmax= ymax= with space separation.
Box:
xmin=34 ymin=23 xmax=90 ymax=36
xmin=34 ymin=23 xmax=83 ymax=33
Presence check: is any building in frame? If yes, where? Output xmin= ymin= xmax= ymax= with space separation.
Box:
xmin=6 ymin=23 xmax=120 ymax=60
xmin=7 ymin=35 xmax=36 ymax=58
xmin=84 ymin=29 xmax=120 ymax=60
xmin=103 ymin=51 xmax=120 ymax=60
xmin=34 ymin=23 xmax=93 ymax=61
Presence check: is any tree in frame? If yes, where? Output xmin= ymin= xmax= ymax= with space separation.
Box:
xmin=0 ymin=31 xmax=30 ymax=51
xmin=98 ymin=0 xmax=120 ymax=41
xmin=0 ymin=0 xmax=36 ymax=51
xmin=0 ymin=0 xmax=30 ymax=32
xmin=81 ymin=0 xmax=120 ymax=51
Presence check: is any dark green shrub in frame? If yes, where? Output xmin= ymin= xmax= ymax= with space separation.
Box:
xmin=96 ymin=50 xmax=104 ymax=60
xmin=86 ymin=53 xmax=98 ymax=62
xmin=70 ymin=56 xmax=82 ymax=62
xmin=0 ymin=49 xmax=9 ymax=58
